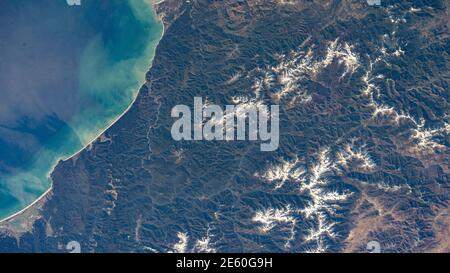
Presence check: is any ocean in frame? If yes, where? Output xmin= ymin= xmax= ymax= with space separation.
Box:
xmin=0 ymin=0 xmax=163 ymax=220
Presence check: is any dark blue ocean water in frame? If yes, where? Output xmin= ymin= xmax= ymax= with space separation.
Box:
xmin=0 ymin=0 xmax=162 ymax=219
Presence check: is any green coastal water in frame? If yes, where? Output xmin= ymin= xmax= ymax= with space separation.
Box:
xmin=0 ymin=0 xmax=163 ymax=220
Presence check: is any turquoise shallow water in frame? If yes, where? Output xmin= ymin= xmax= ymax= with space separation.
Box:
xmin=0 ymin=0 xmax=163 ymax=219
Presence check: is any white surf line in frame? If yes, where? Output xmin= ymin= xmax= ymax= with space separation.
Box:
xmin=0 ymin=8 xmax=166 ymax=225
xmin=0 ymin=88 xmax=139 ymax=225
xmin=0 ymin=84 xmax=143 ymax=225
xmin=0 ymin=72 xmax=147 ymax=225
xmin=0 ymin=187 xmax=53 ymax=224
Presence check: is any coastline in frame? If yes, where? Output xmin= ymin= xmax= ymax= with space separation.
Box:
xmin=152 ymin=0 xmax=166 ymax=5
xmin=0 ymin=3 xmax=166 ymax=225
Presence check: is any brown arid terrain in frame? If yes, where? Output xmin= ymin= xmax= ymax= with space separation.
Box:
xmin=0 ymin=0 xmax=448 ymax=253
